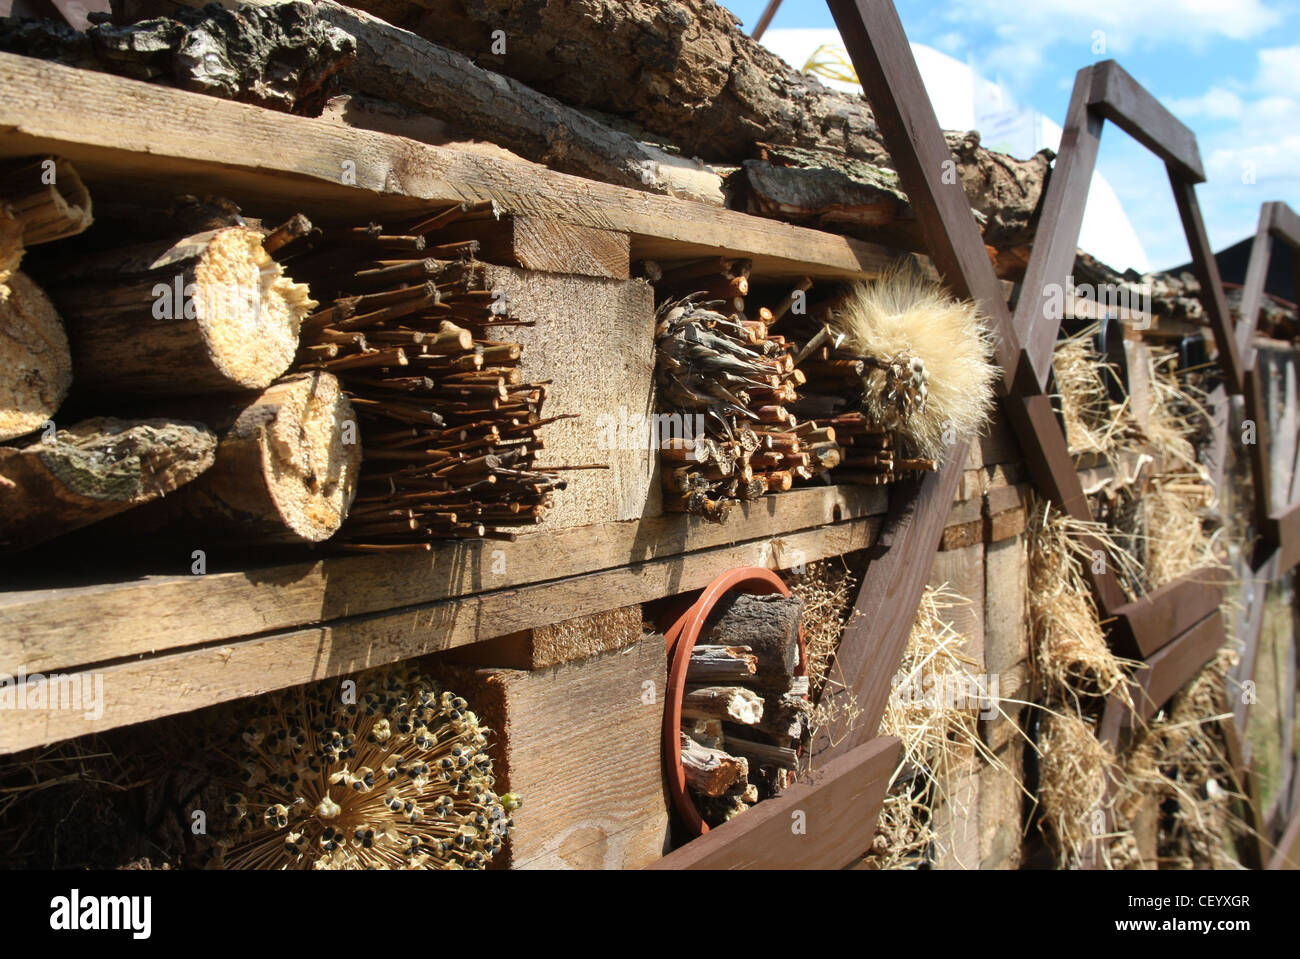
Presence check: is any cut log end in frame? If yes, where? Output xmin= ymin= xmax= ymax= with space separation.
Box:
xmin=0 ymin=417 xmax=217 ymax=551
xmin=0 ymin=205 xmax=22 ymax=293
xmin=0 ymin=272 xmax=71 ymax=442
xmin=0 ymin=155 xmax=93 ymax=247
xmin=196 ymin=226 xmax=318 ymax=390
xmin=196 ymin=371 xmax=362 ymax=543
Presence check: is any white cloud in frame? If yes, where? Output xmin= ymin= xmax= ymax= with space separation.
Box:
xmin=1256 ymin=45 xmax=1300 ymax=92
xmin=1164 ymin=87 xmax=1245 ymax=118
xmin=943 ymin=0 xmax=1284 ymax=54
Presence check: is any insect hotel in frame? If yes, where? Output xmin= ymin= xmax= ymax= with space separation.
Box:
xmin=0 ymin=0 xmax=1296 ymax=873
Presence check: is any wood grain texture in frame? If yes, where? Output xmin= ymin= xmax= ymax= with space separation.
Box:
xmin=0 ymin=52 xmax=895 ymax=280
xmin=1088 ymin=60 xmax=1204 ymax=183
xmin=0 ymin=484 xmax=886 ymax=676
xmin=481 ymin=264 xmax=657 ymax=531
xmin=438 ymin=215 xmax=630 ymax=279
xmin=646 ymin=734 xmax=901 ymax=869
xmin=0 ymin=513 xmax=882 ymax=753
xmin=438 ymin=635 xmax=669 ymax=869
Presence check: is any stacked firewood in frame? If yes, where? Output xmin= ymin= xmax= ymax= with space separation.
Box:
xmin=279 ymin=202 xmax=567 ymax=548
xmin=678 ymin=593 xmax=809 ymax=826
xmin=654 ymin=260 xmax=840 ymax=521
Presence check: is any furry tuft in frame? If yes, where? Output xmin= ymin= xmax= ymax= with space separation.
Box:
xmin=830 ymin=266 xmax=998 ymax=458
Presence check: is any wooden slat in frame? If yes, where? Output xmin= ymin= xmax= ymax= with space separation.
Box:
xmin=1088 ymin=60 xmax=1204 ymax=182
xmin=0 ymin=52 xmax=894 ymax=280
xmin=1274 ymin=501 xmax=1300 ymax=572
xmin=0 ymin=485 xmax=886 ymax=676
xmin=646 ymin=735 xmax=901 ymax=869
xmin=1128 ymin=609 xmax=1226 ymax=725
xmin=1235 ymin=205 xmax=1275 ymax=369
xmin=0 ymin=513 xmax=883 ymax=754
xmin=1270 ymin=201 xmax=1300 ymax=247
xmin=1015 ymin=66 xmax=1104 ymax=386
xmin=1112 ymin=566 xmax=1230 ymax=659
xmin=1168 ymin=170 xmax=1244 ymax=393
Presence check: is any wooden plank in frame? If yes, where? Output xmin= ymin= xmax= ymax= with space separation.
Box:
xmin=645 ymin=735 xmax=901 ymax=869
xmin=1168 ymin=171 xmax=1244 ymax=393
xmin=1112 ymin=567 xmax=1229 ymax=659
xmin=1014 ymin=66 xmax=1103 ymax=385
xmin=0 ymin=52 xmax=895 ymax=280
xmin=1088 ymin=60 xmax=1204 ymax=183
xmin=813 ymin=0 xmax=1026 ymax=765
xmin=1269 ymin=808 xmax=1300 ymax=869
xmin=435 ymin=215 xmax=630 ymax=279
xmin=439 ymin=636 xmax=669 ymax=869
xmin=0 ymin=484 xmax=886 ymax=676
xmin=0 ymin=513 xmax=883 ymax=753
xmin=1128 ymin=609 xmax=1226 ymax=725
xmin=1235 ymin=205 xmax=1275 ymax=370
xmin=1270 ymin=201 xmax=1300 ymax=247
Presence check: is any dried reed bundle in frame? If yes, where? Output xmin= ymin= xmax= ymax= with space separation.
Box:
xmin=207 ymin=663 xmax=517 ymax=870
xmin=1052 ymin=328 xmax=1130 ymax=457
xmin=828 ymin=265 xmax=997 ymax=459
xmin=1027 ymin=497 xmax=1140 ymax=710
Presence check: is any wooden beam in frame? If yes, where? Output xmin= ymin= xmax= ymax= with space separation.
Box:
xmin=1127 ymin=609 xmax=1227 ymax=726
xmin=1111 ymin=567 xmax=1230 ymax=659
xmin=0 ymin=52 xmax=894 ymax=281
xmin=646 ymin=735 xmax=900 ymax=869
xmin=1088 ymin=60 xmax=1204 ymax=183
xmin=0 ymin=512 xmax=883 ymax=754
xmin=1168 ymin=170 xmax=1244 ymax=393
xmin=1235 ymin=204 xmax=1275 ymax=369
xmin=0 ymin=485 xmax=886 ymax=677
xmin=1014 ymin=66 xmax=1103 ymax=386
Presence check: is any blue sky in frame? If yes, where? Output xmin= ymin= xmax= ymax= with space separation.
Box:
xmin=723 ymin=0 xmax=1300 ymax=271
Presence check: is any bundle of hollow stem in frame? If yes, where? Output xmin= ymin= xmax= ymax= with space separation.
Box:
xmin=279 ymin=203 xmax=568 ymax=547
xmin=211 ymin=664 xmax=518 ymax=870
xmin=655 ymin=291 xmax=822 ymax=520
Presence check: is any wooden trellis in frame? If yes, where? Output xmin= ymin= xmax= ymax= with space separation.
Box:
xmin=658 ymin=0 xmax=1293 ymax=869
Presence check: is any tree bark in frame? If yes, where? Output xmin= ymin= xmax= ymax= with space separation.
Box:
xmin=159 ymin=371 xmax=362 ymax=542
xmin=685 ymin=644 xmax=758 ymax=683
xmin=0 ymin=417 xmax=217 ymax=550
xmin=47 ymin=226 xmax=317 ymax=396
xmin=0 ymin=272 xmax=72 ymax=442
xmin=703 ymin=592 xmax=802 ymax=683
xmin=681 ymin=685 xmax=764 ymax=725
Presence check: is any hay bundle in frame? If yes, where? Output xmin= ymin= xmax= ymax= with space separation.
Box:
xmin=786 ymin=557 xmax=859 ymax=700
xmin=860 ymin=585 xmax=1010 ymax=869
xmin=828 ymin=266 xmax=997 ymax=459
xmin=1027 ymin=497 xmax=1139 ymax=709
xmin=1037 ymin=710 xmax=1116 ymax=869
xmin=1053 ymin=328 xmax=1127 ymax=457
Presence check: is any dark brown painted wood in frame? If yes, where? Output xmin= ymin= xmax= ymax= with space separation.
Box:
xmin=1112 ymin=566 xmax=1230 ymax=659
xmin=1088 ymin=60 xmax=1204 ymax=183
xmin=647 ymin=734 xmax=901 ymax=869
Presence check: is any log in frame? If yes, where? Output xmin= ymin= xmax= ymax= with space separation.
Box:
xmin=313 ymin=2 xmax=672 ymax=193
xmin=0 ymin=417 xmax=217 ymax=551
xmin=680 ymin=732 xmax=749 ymax=798
xmin=723 ymin=733 xmax=800 ymax=771
xmin=48 ymin=226 xmax=317 ymax=395
xmin=686 ymin=644 xmax=758 ymax=683
xmin=160 ymin=371 xmax=361 ymax=543
xmin=0 ymin=5 xmax=356 ymax=115
xmin=0 ymin=205 xmax=21 ymax=291
xmin=683 ymin=718 xmax=723 ymax=750
xmin=348 ymin=0 xmax=1048 ymax=239
xmin=703 ymin=592 xmax=802 ymax=683
xmin=682 ymin=685 xmax=764 ymax=725
xmin=0 ymin=155 xmax=93 ymax=246
xmin=0 ymin=272 xmax=72 ymax=442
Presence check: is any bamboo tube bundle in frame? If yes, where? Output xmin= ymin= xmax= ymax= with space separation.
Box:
xmin=48 ymin=225 xmax=317 ymax=395
xmin=678 ymin=593 xmax=810 ymax=827
xmin=280 ymin=202 xmax=567 ymax=547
